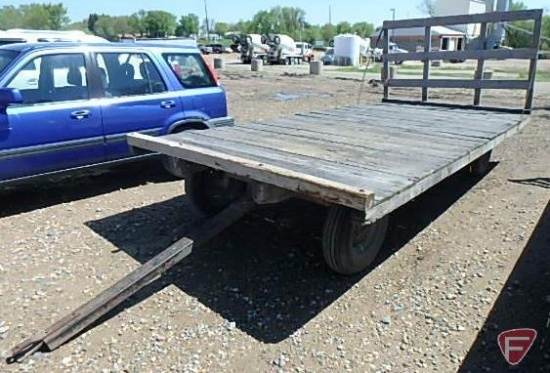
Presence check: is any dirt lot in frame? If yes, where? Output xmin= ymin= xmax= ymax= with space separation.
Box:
xmin=1 ymin=65 xmax=550 ymax=373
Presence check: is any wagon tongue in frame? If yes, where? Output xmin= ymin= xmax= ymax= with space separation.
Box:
xmin=6 ymin=196 xmax=255 ymax=364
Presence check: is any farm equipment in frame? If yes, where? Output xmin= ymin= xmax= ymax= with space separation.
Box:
xmin=6 ymin=8 xmax=543 ymax=364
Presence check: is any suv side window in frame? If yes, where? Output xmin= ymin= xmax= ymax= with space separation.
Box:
xmin=7 ymin=53 xmax=88 ymax=105
xmin=95 ymin=52 xmax=167 ymax=98
xmin=162 ymin=53 xmax=216 ymax=89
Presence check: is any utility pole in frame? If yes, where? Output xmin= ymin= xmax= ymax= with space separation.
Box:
xmin=204 ymin=0 xmax=210 ymax=41
xmin=329 ymin=5 xmax=332 ymax=25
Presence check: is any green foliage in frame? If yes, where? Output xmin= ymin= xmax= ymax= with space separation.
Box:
xmin=129 ymin=10 xmax=147 ymax=37
xmin=336 ymin=21 xmax=352 ymax=35
xmin=0 ymin=6 xmax=23 ymax=30
xmin=175 ymin=13 xmax=199 ymax=36
xmin=214 ymin=22 xmax=230 ymax=36
xmin=144 ymin=10 xmax=177 ymax=37
xmin=320 ymin=24 xmax=336 ymax=42
xmin=352 ymin=22 xmax=375 ymax=38
xmin=0 ymin=3 xmax=69 ymax=30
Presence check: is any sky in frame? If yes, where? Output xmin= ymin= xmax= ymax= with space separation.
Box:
xmin=5 ymin=0 xmax=550 ymax=28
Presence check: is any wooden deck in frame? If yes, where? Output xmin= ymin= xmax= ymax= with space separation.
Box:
xmin=128 ymin=103 xmax=530 ymax=222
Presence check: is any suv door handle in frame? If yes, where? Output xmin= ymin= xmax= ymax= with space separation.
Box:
xmin=70 ymin=110 xmax=91 ymax=120
xmin=160 ymin=100 xmax=176 ymax=109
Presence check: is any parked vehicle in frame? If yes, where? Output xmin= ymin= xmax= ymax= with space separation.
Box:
xmin=265 ymin=34 xmax=304 ymax=65
xmin=373 ymin=42 xmax=408 ymax=64
xmin=321 ymin=47 xmax=334 ymax=65
xmin=0 ymin=29 xmax=108 ymax=46
xmin=234 ymin=33 xmax=270 ymax=64
xmin=206 ymin=43 xmax=224 ymax=54
xmin=295 ymin=42 xmax=315 ymax=62
xmin=197 ymin=44 xmax=213 ymax=54
xmin=0 ymin=42 xmax=233 ymax=185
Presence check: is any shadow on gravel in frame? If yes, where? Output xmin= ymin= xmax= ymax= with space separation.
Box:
xmin=84 ymin=165 xmax=491 ymax=344
xmin=509 ymin=177 xmax=550 ymax=190
xmin=0 ymin=158 xmax=175 ymax=219
xmin=459 ymin=199 xmax=550 ymax=373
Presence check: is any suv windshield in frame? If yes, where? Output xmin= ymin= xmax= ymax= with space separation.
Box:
xmin=0 ymin=50 xmax=19 ymax=74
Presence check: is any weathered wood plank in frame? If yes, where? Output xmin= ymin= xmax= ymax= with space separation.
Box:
xmin=334 ymin=105 xmax=522 ymax=131
xmin=474 ymin=22 xmax=489 ymax=106
xmin=298 ymin=112 xmax=504 ymax=140
xmin=130 ymin=133 xmax=380 ymax=210
xmin=188 ymin=126 xmax=448 ymax=179
xmin=259 ymin=115 xmax=488 ymax=149
xmin=370 ymin=103 xmax=525 ymax=122
xmin=526 ymin=16 xmax=543 ymax=111
xmin=363 ymin=116 xmax=531 ymax=222
xmin=327 ymin=105 xmax=521 ymax=129
xmin=384 ymin=48 xmax=538 ymax=63
xmin=163 ymin=132 xmax=412 ymax=202
xmin=383 ymin=28 xmax=390 ymax=100
xmin=262 ymin=116 xmax=485 ymax=147
xmin=383 ymin=9 xmax=543 ymax=29
xmin=239 ymin=122 xmax=467 ymax=159
xmin=422 ymin=26 xmax=431 ymax=102
xmin=331 ymin=104 xmax=523 ymax=128
xmin=386 ymin=79 xmax=530 ymax=90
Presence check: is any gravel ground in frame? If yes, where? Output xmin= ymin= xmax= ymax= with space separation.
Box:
xmin=1 ymin=64 xmax=550 ymax=373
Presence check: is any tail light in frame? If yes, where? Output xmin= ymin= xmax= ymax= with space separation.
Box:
xmin=201 ymin=55 xmax=220 ymax=86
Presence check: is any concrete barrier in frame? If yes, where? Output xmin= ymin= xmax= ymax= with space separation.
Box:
xmin=381 ymin=65 xmax=398 ymax=80
xmin=213 ymin=58 xmax=225 ymax=70
xmin=251 ymin=59 xmax=263 ymax=72
xmin=309 ymin=61 xmax=322 ymax=75
xmin=483 ymin=70 xmax=493 ymax=79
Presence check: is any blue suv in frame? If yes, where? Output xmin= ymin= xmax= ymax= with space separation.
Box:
xmin=0 ymin=42 xmax=233 ymax=185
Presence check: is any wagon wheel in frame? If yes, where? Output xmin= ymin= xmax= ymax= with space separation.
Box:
xmin=185 ymin=169 xmax=248 ymax=217
xmin=468 ymin=150 xmax=492 ymax=176
xmin=322 ymin=206 xmax=389 ymax=276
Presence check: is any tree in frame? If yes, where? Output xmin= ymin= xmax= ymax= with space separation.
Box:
xmin=543 ymin=15 xmax=550 ymax=49
xmin=175 ymin=13 xmax=199 ymax=36
xmin=352 ymin=22 xmax=375 ymax=38
xmin=144 ymin=10 xmax=176 ymax=37
xmin=64 ymin=20 xmax=88 ymax=32
xmin=129 ymin=10 xmax=147 ymax=37
xmin=19 ymin=4 xmax=51 ymax=29
xmin=418 ymin=0 xmax=436 ymax=16
xmin=214 ymin=21 xmax=230 ymax=36
xmin=0 ymin=6 xmax=23 ymax=30
xmin=505 ymin=1 xmax=532 ymax=48
xmin=303 ymin=24 xmax=321 ymax=43
xmin=43 ymin=3 xmax=69 ymax=30
xmin=248 ymin=7 xmax=307 ymax=39
xmin=320 ymin=23 xmax=335 ymax=42
xmin=336 ymin=21 xmax=352 ymax=35
xmin=94 ymin=15 xmax=116 ymax=38
xmin=88 ymin=13 xmax=99 ymax=34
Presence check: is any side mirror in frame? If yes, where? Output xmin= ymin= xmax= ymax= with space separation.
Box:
xmin=0 ymin=88 xmax=23 ymax=111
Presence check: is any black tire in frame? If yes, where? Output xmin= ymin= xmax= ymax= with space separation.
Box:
xmin=162 ymin=156 xmax=187 ymax=178
xmin=322 ymin=206 xmax=389 ymax=276
xmin=162 ymin=125 xmax=205 ymax=178
xmin=468 ymin=151 xmax=492 ymax=176
xmin=185 ymin=169 xmax=247 ymax=217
